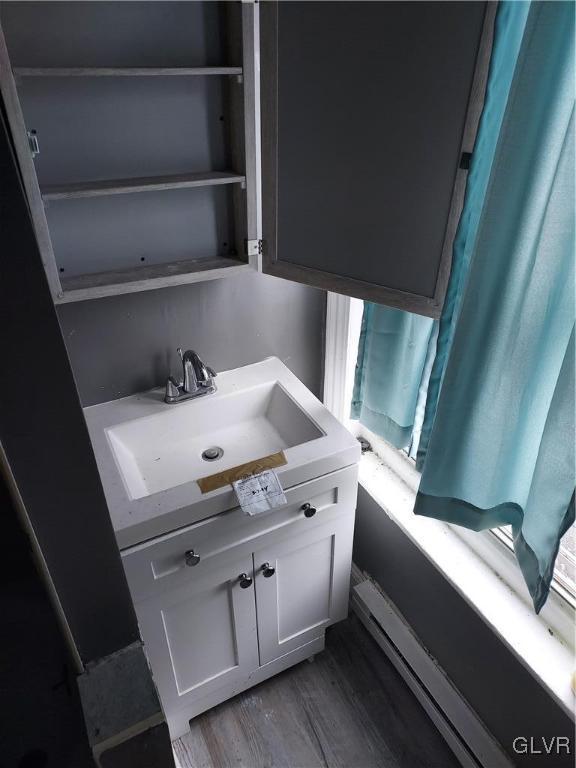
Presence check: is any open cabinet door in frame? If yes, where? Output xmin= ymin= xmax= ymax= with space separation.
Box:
xmin=260 ymin=1 xmax=495 ymax=318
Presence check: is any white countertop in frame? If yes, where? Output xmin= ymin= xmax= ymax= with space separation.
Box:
xmin=84 ymin=357 xmax=360 ymax=549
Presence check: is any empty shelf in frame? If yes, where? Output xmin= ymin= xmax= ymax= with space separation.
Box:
xmin=41 ymin=172 xmax=246 ymax=201
xmin=14 ymin=66 xmax=243 ymax=77
xmin=57 ymin=257 xmax=251 ymax=302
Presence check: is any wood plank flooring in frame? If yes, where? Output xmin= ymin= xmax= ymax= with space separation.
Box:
xmin=173 ymin=616 xmax=461 ymax=768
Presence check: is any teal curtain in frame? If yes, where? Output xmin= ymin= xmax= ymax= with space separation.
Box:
xmin=415 ymin=0 xmax=575 ymax=612
xmin=351 ymin=304 xmax=435 ymax=449
xmin=416 ymin=0 xmax=531 ymax=470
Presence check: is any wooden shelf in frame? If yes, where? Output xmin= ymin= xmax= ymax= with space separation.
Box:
xmin=14 ymin=66 xmax=243 ymax=77
xmin=57 ymin=256 xmax=251 ymax=303
xmin=41 ymin=171 xmax=246 ymax=201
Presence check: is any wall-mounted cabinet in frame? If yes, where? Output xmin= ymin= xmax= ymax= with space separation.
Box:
xmin=0 ymin=1 xmax=259 ymax=302
xmin=1 ymin=1 xmax=494 ymax=317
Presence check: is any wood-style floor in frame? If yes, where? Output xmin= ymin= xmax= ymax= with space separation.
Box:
xmin=173 ymin=615 xmax=460 ymax=768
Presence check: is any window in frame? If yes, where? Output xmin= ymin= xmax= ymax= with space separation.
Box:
xmin=324 ymin=292 xmax=576 ymax=611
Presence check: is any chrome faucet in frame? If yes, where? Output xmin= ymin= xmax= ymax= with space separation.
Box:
xmin=164 ymin=348 xmax=217 ymax=404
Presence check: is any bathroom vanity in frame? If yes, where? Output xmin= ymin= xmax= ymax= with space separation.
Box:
xmin=84 ymin=358 xmax=360 ymax=739
xmin=0 ymin=0 xmax=496 ymax=743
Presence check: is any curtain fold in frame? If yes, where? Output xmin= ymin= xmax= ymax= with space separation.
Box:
xmin=351 ymin=304 xmax=435 ymax=449
xmin=415 ymin=0 xmax=575 ymax=612
xmin=416 ymin=0 xmax=531 ymax=471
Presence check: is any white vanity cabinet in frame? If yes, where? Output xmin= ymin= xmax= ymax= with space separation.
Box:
xmin=83 ymin=359 xmax=361 ymax=738
xmin=121 ymin=464 xmax=357 ymax=740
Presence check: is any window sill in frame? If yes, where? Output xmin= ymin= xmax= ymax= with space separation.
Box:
xmin=358 ymin=445 xmax=575 ymax=719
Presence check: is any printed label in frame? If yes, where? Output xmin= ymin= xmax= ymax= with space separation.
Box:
xmin=233 ymin=470 xmax=287 ymax=516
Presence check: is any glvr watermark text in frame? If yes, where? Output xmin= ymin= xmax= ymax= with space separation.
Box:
xmin=513 ymin=737 xmax=571 ymax=755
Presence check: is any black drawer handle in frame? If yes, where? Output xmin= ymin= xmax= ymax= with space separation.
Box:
xmin=185 ymin=549 xmax=201 ymax=567
xmin=301 ymin=502 xmax=317 ymax=518
xmin=261 ymin=562 xmax=276 ymax=578
xmin=238 ymin=573 xmax=253 ymax=589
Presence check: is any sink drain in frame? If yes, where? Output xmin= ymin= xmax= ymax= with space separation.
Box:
xmin=201 ymin=446 xmax=224 ymax=462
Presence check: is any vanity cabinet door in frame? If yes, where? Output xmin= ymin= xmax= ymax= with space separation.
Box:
xmin=134 ymin=552 xmax=258 ymax=720
xmin=253 ymin=513 xmax=354 ymax=665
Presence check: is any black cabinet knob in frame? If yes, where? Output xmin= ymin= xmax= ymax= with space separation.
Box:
xmin=184 ymin=549 xmax=201 ymax=567
xmin=261 ymin=562 xmax=276 ymax=578
xmin=302 ymin=502 xmax=317 ymax=518
xmin=238 ymin=573 xmax=253 ymax=589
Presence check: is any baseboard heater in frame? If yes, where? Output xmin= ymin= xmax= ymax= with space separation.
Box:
xmin=350 ymin=567 xmax=513 ymax=768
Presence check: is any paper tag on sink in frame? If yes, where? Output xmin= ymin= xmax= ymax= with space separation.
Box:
xmin=233 ymin=470 xmax=287 ymax=516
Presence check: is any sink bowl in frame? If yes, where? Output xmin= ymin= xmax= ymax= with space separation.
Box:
xmin=107 ymin=382 xmax=323 ymax=500
xmin=84 ymin=357 xmax=360 ymax=549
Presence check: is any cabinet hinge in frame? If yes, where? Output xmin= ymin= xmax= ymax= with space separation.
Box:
xmin=27 ymin=129 xmax=40 ymax=158
xmin=245 ymin=238 xmax=264 ymax=257
xmin=459 ymin=151 xmax=472 ymax=170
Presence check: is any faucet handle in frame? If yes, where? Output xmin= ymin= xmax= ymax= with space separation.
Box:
xmin=165 ymin=376 xmax=180 ymax=402
xmin=206 ymin=365 xmax=217 ymax=378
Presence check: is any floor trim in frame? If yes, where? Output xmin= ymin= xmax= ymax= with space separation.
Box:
xmin=351 ymin=573 xmax=513 ymax=768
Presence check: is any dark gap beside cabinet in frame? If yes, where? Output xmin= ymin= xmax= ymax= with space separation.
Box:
xmin=0 ymin=98 xmax=140 ymax=662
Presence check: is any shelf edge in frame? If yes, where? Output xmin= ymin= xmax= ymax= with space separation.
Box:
xmin=13 ymin=66 xmax=243 ymax=77
xmin=42 ymin=172 xmax=246 ymax=201
xmin=56 ymin=258 xmax=253 ymax=303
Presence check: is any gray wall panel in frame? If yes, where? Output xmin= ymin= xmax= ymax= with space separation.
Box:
xmin=16 ymin=76 xmax=230 ymax=186
xmin=353 ymin=485 xmax=574 ymax=767
xmin=48 ymin=186 xmax=235 ymax=276
xmin=1 ymin=2 xmax=230 ymax=68
xmin=57 ymin=272 xmax=326 ymax=407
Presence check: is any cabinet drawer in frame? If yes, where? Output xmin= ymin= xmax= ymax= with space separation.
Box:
xmin=122 ymin=464 xmax=357 ymax=603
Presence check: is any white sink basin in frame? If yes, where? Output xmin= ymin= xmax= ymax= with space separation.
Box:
xmin=84 ymin=357 xmax=360 ymax=549
xmin=107 ymin=382 xmax=323 ymax=500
